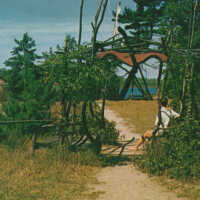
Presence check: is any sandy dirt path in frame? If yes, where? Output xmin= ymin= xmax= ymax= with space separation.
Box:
xmin=102 ymin=108 xmax=141 ymax=140
xmin=94 ymin=107 xmax=186 ymax=200
xmin=100 ymin=108 xmax=142 ymax=156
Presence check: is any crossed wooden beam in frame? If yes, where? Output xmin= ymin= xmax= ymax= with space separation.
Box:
xmin=97 ymin=50 xmax=168 ymax=67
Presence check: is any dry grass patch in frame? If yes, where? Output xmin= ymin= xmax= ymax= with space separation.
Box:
xmin=106 ymin=100 xmax=158 ymax=134
xmin=0 ymin=146 xmax=101 ymax=200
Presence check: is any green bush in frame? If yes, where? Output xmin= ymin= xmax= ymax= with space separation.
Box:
xmin=137 ymin=118 xmax=200 ymax=180
xmin=98 ymin=120 xmax=120 ymax=145
xmin=87 ymin=117 xmax=119 ymax=145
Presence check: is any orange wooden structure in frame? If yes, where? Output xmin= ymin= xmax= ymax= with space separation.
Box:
xmin=97 ymin=50 xmax=168 ymax=99
xmin=97 ymin=50 xmax=168 ymax=66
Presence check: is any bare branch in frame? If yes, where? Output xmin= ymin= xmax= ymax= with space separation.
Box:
xmin=78 ymin=0 xmax=84 ymax=47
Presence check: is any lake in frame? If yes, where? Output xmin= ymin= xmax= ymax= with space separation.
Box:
xmin=123 ymin=88 xmax=157 ymax=99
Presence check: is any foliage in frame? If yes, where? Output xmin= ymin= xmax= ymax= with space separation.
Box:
xmin=41 ymin=35 xmax=120 ymax=153
xmin=119 ymin=0 xmax=200 ymax=181
xmin=43 ymin=35 xmax=120 ymax=103
xmin=0 ymin=32 xmax=121 ymax=155
xmin=0 ymin=33 xmax=54 ymax=148
xmin=158 ymin=0 xmax=200 ymax=120
xmin=118 ymin=0 xmax=164 ymax=42
xmin=137 ymin=117 xmax=200 ymax=180
xmin=88 ymin=116 xmax=119 ymax=145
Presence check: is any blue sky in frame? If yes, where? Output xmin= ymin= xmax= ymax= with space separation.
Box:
xmin=0 ymin=0 xmax=158 ymax=78
xmin=0 ymin=0 xmax=134 ymax=65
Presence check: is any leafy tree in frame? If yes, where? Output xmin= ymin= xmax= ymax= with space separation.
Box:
xmin=131 ymin=0 xmax=200 ymax=180
xmin=118 ymin=0 xmax=165 ymax=43
xmin=157 ymin=0 xmax=200 ymax=119
xmin=42 ymin=35 xmax=119 ymax=153
xmin=1 ymin=33 xmax=54 ymax=153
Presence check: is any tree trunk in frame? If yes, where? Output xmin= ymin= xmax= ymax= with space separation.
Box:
xmin=78 ymin=0 xmax=84 ymax=47
xmin=66 ymin=101 xmax=72 ymax=120
xmin=101 ymin=93 xmax=106 ymax=127
xmin=73 ymin=103 xmax=77 ymax=119
xmin=119 ymin=67 xmax=137 ymax=99
xmin=91 ymin=0 xmax=108 ymax=59
xmin=81 ymin=102 xmax=94 ymax=143
xmin=138 ymin=65 xmax=152 ymax=100
xmin=118 ymin=27 xmax=141 ymax=99
xmin=191 ymin=64 xmax=199 ymax=120
xmin=89 ymin=102 xmax=95 ymax=117
xmin=155 ymin=61 xmax=163 ymax=99
xmin=30 ymin=133 xmax=37 ymax=155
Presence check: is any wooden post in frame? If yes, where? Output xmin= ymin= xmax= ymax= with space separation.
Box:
xmin=90 ymin=0 xmax=108 ymax=129
xmin=30 ymin=133 xmax=37 ymax=155
xmin=134 ymin=75 xmax=148 ymax=98
xmin=119 ymin=66 xmax=137 ymax=99
xmin=101 ymin=90 xmax=106 ymax=127
xmin=78 ymin=0 xmax=84 ymax=47
xmin=81 ymin=102 xmax=94 ymax=143
xmin=181 ymin=0 xmax=199 ymax=116
xmin=155 ymin=61 xmax=163 ymax=99
xmin=91 ymin=0 xmax=108 ymax=59
xmin=118 ymin=26 xmax=141 ymax=99
xmin=138 ymin=65 xmax=152 ymax=100
xmin=130 ymin=78 xmax=134 ymax=99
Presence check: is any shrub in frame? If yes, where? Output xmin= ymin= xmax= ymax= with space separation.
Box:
xmin=87 ymin=116 xmax=119 ymax=145
xmin=97 ymin=120 xmax=120 ymax=145
xmin=137 ymin=118 xmax=200 ymax=180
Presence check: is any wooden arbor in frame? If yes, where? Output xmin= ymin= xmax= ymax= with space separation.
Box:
xmin=97 ymin=50 xmax=168 ymax=99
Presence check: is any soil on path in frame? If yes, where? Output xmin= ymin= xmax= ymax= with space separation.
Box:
xmin=101 ymin=108 xmax=142 ymax=156
xmin=94 ymin=107 xmax=186 ymax=200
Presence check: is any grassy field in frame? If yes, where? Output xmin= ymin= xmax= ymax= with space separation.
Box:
xmin=106 ymin=100 xmax=158 ymax=134
xmin=0 ymin=145 xmax=101 ymax=200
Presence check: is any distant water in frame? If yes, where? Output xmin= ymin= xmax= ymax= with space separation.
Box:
xmin=122 ymin=88 xmax=157 ymax=99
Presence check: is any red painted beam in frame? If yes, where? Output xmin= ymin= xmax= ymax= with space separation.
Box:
xmin=97 ymin=50 xmax=168 ymax=67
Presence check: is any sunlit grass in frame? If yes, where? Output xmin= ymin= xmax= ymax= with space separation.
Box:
xmin=106 ymin=100 xmax=158 ymax=134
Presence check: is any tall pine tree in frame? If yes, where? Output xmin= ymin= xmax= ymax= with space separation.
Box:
xmin=118 ymin=0 xmax=165 ymax=44
xmin=2 ymin=33 xmax=54 ymax=152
